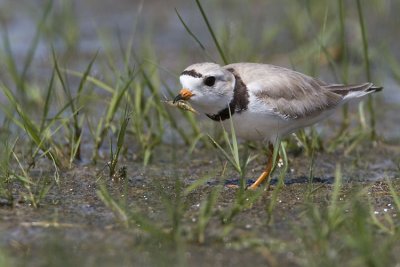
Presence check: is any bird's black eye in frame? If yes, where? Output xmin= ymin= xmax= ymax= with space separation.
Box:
xmin=204 ymin=76 xmax=216 ymax=87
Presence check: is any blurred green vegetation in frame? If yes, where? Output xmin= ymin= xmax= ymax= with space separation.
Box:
xmin=0 ymin=0 xmax=399 ymax=266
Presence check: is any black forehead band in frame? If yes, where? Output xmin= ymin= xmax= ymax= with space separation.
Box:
xmin=181 ymin=69 xmax=203 ymax=78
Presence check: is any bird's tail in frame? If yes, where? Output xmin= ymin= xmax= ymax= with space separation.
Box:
xmin=324 ymin=82 xmax=383 ymax=100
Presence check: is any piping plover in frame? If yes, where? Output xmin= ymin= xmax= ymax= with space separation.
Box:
xmin=173 ymin=62 xmax=382 ymax=189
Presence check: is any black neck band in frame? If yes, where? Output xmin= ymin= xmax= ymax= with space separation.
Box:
xmin=206 ymin=68 xmax=249 ymax=121
xmin=206 ymin=102 xmax=235 ymax=121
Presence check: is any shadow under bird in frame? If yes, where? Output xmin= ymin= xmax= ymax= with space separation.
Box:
xmin=173 ymin=62 xmax=383 ymax=189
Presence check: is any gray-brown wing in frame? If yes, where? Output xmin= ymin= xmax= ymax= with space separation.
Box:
xmin=226 ymin=63 xmax=343 ymax=119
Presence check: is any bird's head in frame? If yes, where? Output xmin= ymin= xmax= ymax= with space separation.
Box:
xmin=173 ymin=63 xmax=235 ymax=115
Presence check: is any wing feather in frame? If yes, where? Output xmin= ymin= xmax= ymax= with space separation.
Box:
xmin=224 ymin=63 xmax=343 ymax=119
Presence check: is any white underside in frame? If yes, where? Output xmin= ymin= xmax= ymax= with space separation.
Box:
xmin=217 ymin=94 xmax=366 ymax=142
xmin=191 ymin=93 xmax=338 ymax=143
xmin=220 ymin=108 xmax=336 ymax=143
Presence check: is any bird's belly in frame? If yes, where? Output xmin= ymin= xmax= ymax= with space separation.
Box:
xmin=222 ymin=109 xmax=336 ymax=142
xmin=222 ymin=112 xmax=288 ymax=142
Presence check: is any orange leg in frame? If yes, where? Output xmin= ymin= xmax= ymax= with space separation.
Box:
xmin=248 ymin=143 xmax=274 ymax=190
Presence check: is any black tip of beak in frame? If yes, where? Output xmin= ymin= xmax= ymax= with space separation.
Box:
xmin=173 ymin=94 xmax=183 ymax=104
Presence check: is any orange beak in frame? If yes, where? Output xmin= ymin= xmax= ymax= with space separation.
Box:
xmin=173 ymin=88 xmax=194 ymax=103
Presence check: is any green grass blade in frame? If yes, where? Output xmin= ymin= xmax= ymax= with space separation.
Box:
xmin=194 ymin=0 xmax=228 ymax=64
xmin=183 ymin=174 xmax=215 ymax=196
xmin=53 ymin=48 xmax=75 ymax=111
xmin=97 ymin=183 xmax=129 ymax=226
xmin=106 ymin=78 xmax=133 ymax=123
xmin=197 ymin=185 xmax=221 ymax=243
xmin=2 ymin=87 xmax=41 ymax=146
xmin=77 ymin=51 xmax=99 ymax=96
xmin=330 ymin=163 xmax=342 ymax=214
xmin=356 ymin=0 xmax=371 ymax=81
xmin=267 ymin=142 xmax=287 ymax=222
xmin=227 ymin=109 xmax=240 ymax=171
xmin=1 ymin=26 xmax=20 ymax=90
xmin=356 ymin=0 xmax=376 ymax=139
xmin=116 ymin=107 xmax=130 ymax=149
xmin=175 ymin=8 xmax=206 ymax=51
xmin=208 ymin=134 xmax=240 ymax=173
xmin=337 ymin=0 xmax=349 ymax=82
xmin=40 ymin=70 xmax=56 ymax=134
xmin=139 ymin=68 xmax=160 ymax=101
xmin=42 ymin=98 xmax=79 ymax=134
xmin=62 ymin=69 xmax=115 ymax=93
xmin=21 ymin=0 xmax=53 ymax=83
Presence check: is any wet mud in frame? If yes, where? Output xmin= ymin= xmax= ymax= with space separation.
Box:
xmin=0 ymin=143 xmax=399 ymax=267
